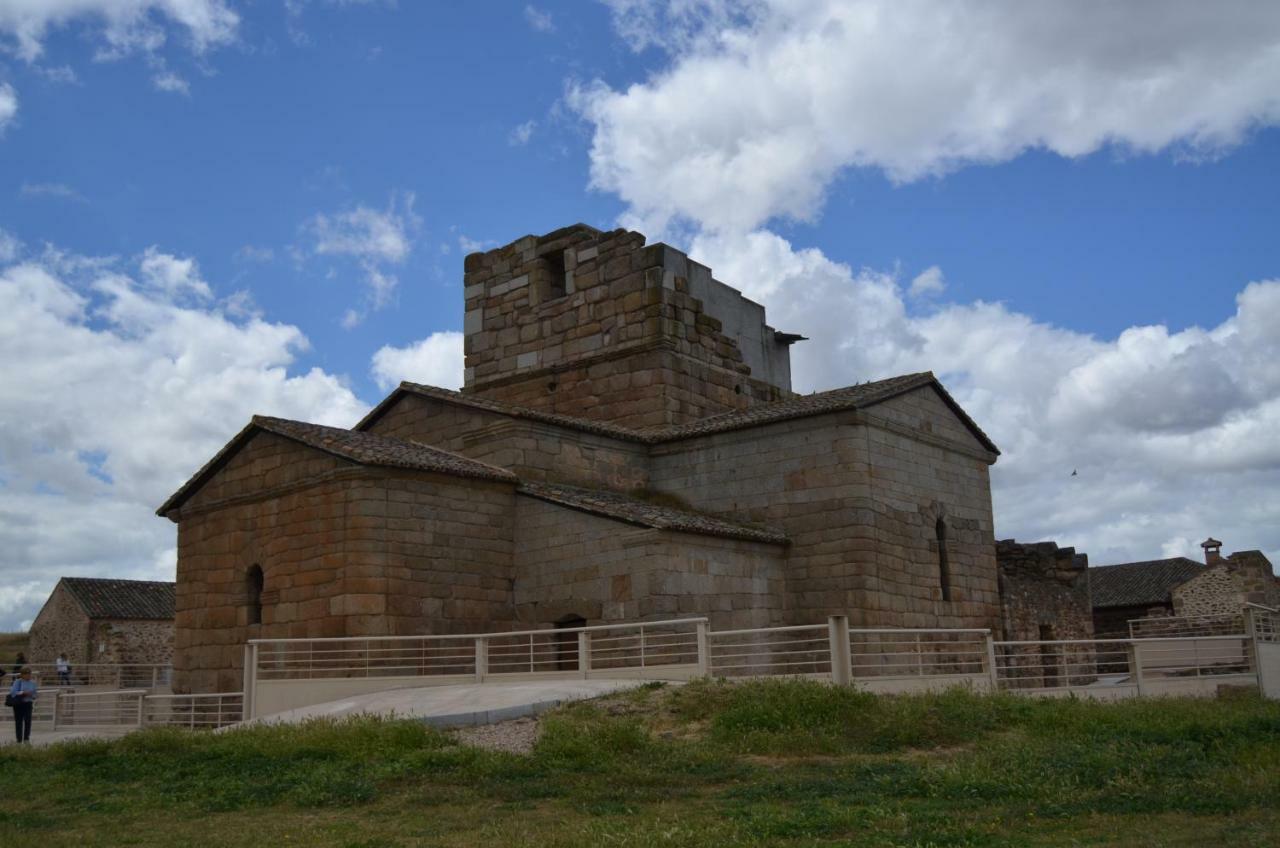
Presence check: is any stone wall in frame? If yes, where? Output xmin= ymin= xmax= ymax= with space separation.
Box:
xmin=649 ymin=385 xmax=1000 ymax=630
xmin=27 ymin=584 xmax=91 ymax=665
xmin=1173 ymin=551 xmax=1280 ymax=617
xmin=512 ymin=495 xmax=787 ymax=631
xmin=461 ymin=226 xmax=792 ymax=428
xmin=172 ymin=430 xmax=517 ymax=693
xmin=365 ymin=391 xmax=650 ymax=491
xmin=995 ymin=540 xmax=1093 ymax=642
xmin=88 ymin=619 xmax=174 ymax=666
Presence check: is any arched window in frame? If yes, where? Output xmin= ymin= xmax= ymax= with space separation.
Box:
xmin=935 ymin=518 xmax=952 ymax=601
xmin=246 ymin=564 xmax=264 ymax=625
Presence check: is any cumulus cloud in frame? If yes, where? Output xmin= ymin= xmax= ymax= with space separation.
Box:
xmin=0 ymin=245 xmax=367 ymax=629
xmin=509 ymin=119 xmax=536 ymax=146
xmin=0 ymin=227 xmax=20 ymax=262
xmin=20 ymin=182 xmax=85 ymax=202
xmin=524 ymin=5 xmax=554 ymax=33
xmin=687 ymin=229 xmax=1280 ymax=565
xmin=0 ymin=82 xmax=17 ymax=135
xmin=152 ymin=70 xmax=190 ymax=95
xmin=576 ymin=0 xmax=1280 ymax=234
xmin=370 ymin=331 xmax=465 ymax=391
xmin=908 ymin=266 xmax=944 ymax=298
xmin=305 ymin=192 xmax=421 ymax=325
xmin=0 ymin=0 xmax=239 ymax=63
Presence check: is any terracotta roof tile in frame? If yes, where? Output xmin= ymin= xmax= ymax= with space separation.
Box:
xmin=1089 ymin=558 xmax=1205 ymax=608
xmin=518 ymin=481 xmax=788 ymax=545
xmin=61 ymin=577 xmax=175 ymax=620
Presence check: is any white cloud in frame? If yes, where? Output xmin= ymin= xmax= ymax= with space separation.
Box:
xmin=36 ymin=64 xmax=78 ymax=84
xmin=371 ymin=331 xmax=464 ymax=391
xmin=0 ymin=82 xmax=17 ymax=135
xmin=908 ymin=266 xmax=944 ymax=298
xmin=20 ymin=182 xmax=85 ymax=202
xmin=306 ymin=191 xmax=421 ymax=325
xmin=0 ymin=0 xmax=239 ymax=63
xmin=234 ymin=244 xmax=274 ymax=263
xmin=0 ymin=227 xmax=20 ymax=262
xmin=524 ymin=5 xmax=554 ymax=33
xmin=152 ymin=70 xmax=190 ymax=95
xmin=687 ymin=228 xmax=1280 ymax=567
xmin=0 ymin=244 xmax=368 ymax=629
xmin=509 ymin=119 xmax=536 ymax=147
xmin=576 ymin=0 xmax=1280 ymax=234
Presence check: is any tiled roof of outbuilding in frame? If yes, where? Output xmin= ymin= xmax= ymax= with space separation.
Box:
xmin=61 ymin=577 xmax=175 ymax=620
xmin=157 ymin=416 xmax=516 ymax=516
xmin=1089 ymin=558 xmax=1205 ymax=609
xmin=517 ymin=481 xmax=788 ymax=545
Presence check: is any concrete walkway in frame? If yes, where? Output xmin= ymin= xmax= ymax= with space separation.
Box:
xmin=4 ymin=728 xmax=134 ymax=748
xmin=241 ymin=679 xmax=659 ymax=729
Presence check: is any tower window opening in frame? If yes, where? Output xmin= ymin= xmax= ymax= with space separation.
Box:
xmin=247 ymin=564 xmax=264 ymax=625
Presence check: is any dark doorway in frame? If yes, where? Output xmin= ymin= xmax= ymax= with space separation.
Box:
xmin=553 ymin=614 xmax=587 ymax=671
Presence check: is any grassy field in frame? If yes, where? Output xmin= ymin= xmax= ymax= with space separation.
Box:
xmin=2 ymin=680 xmax=1278 ymax=847
xmin=0 ymin=631 xmax=28 ymax=664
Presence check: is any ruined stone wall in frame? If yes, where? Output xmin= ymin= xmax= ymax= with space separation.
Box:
xmin=27 ymin=584 xmax=91 ymax=665
xmin=512 ymin=496 xmax=787 ymax=632
xmin=461 ymin=226 xmax=791 ymax=428
xmin=995 ymin=540 xmax=1093 ymax=642
xmin=365 ymin=392 xmax=650 ymax=491
xmin=172 ymin=431 xmax=517 ymax=693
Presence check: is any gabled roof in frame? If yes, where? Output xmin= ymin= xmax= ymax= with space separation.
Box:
xmin=649 ymin=372 xmax=999 ymax=452
xmin=358 ymin=382 xmax=649 ymax=443
xmin=517 ymin=481 xmax=788 ymax=545
xmin=157 ymin=415 xmax=516 ymax=517
xmin=60 ymin=577 xmax=175 ymax=620
xmin=1089 ymin=558 xmax=1205 ymax=609
xmin=360 ymin=372 xmax=998 ymax=453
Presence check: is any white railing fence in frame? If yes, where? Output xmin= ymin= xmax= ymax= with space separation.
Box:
xmin=31 ymin=690 xmax=242 ymax=731
xmin=245 ymin=619 xmax=709 ymax=718
xmin=24 ymin=663 xmax=172 ymax=690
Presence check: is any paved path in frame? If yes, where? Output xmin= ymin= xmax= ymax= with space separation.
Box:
xmin=3 ymin=728 xmax=134 ymax=748
xmin=241 ymin=679 xmax=658 ymax=728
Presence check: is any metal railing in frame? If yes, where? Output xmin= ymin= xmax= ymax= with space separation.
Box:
xmin=708 ymin=624 xmax=831 ymax=678
xmin=32 ymin=689 xmax=243 ymax=731
xmin=23 ymin=663 xmax=172 ymax=690
xmin=993 ymin=635 xmax=1255 ymax=696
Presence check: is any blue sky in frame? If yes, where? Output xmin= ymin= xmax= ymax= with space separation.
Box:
xmin=1 ymin=1 xmax=1279 ymax=629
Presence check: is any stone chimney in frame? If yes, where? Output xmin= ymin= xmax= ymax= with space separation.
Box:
xmin=1200 ymin=537 xmax=1223 ymax=565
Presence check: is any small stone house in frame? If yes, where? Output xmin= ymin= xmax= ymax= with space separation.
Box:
xmin=27 ymin=577 xmax=176 ymax=667
xmin=1172 ymin=539 xmax=1280 ymax=618
xmin=160 ymin=223 xmax=1004 ymax=694
xmin=1090 ymin=538 xmax=1279 ymax=637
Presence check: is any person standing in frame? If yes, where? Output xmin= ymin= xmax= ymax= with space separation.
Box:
xmin=12 ymin=652 xmax=26 ymax=676
xmin=56 ymin=654 xmax=71 ymax=686
xmin=8 ymin=666 xmax=37 ymax=744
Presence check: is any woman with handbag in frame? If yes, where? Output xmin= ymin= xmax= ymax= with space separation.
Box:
xmin=7 ymin=666 xmax=37 ymax=744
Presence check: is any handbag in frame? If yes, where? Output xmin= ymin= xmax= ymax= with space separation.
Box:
xmin=3 ymin=693 xmax=14 ymax=708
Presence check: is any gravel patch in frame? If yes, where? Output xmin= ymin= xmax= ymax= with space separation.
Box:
xmin=453 ymin=716 xmax=541 ymax=755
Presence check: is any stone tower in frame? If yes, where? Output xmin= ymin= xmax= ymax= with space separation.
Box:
xmin=461 ymin=224 xmax=802 ymax=429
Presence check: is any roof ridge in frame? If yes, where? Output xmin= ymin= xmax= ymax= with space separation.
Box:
xmin=517 ymin=480 xmax=788 ymax=545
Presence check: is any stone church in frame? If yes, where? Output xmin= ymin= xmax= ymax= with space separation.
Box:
xmin=159 ymin=224 xmax=1002 ymax=693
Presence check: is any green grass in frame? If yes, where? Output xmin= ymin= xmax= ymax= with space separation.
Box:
xmin=2 ymin=680 xmax=1279 ymax=846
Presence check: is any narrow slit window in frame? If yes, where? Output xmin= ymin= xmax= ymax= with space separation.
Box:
xmin=247 ymin=564 xmax=264 ymax=625
xmin=935 ymin=517 xmax=952 ymax=601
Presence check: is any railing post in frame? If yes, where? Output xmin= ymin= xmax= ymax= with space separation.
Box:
xmin=151 ymin=666 xmax=159 ymax=690
xmin=578 ymin=631 xmax=591 ymax=680
xmin=136 ymin=693 xmax=145 ymax=728
xmin=474 ymin=637 xmax=488 ymax=683
xmin=242 ymin=643 xmax=258 ymax=721
xmin=50 ymin=691 xmax=58 ymax=731
xmin=695 ymin=620 xmax=710 ymax=677
xmin=985 ymin=632 xmax=1000 ymax=691
xmin=1127 ymin=642 xmax=1146 ymax=697
xmin=828 ymin=615 xmax=852 ymax=686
